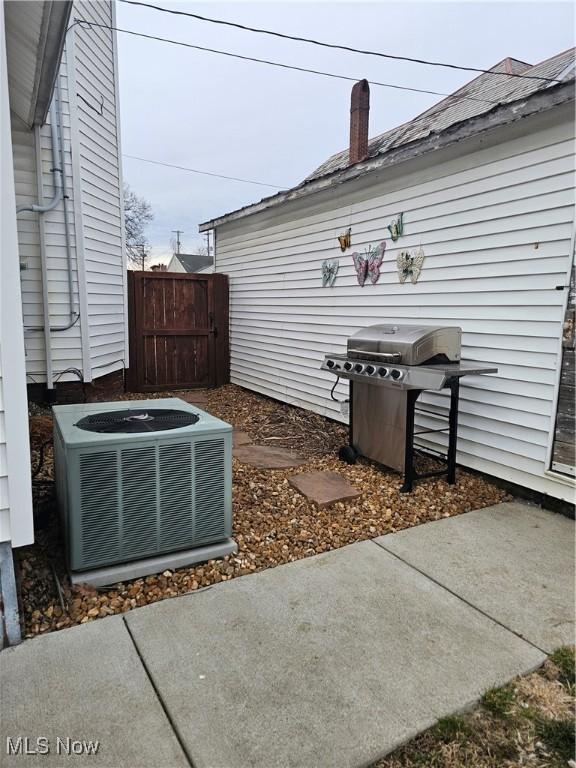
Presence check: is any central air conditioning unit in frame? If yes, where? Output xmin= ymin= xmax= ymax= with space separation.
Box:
xmin=53 ymin=398 xmax=236 ymax=586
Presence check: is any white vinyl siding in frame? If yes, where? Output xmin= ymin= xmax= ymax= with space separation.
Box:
xmin=71 ymin=1 xmax=126 ymax=378
xmin=15 ymin=50 xmax=83 ymax=381
xmin=1 ymin=4 xmax=34 ymax=545
xmin=215 ymin=116 xmax=575 ymax=501
xmin=11 ymin=0 xmax=125 ymax=385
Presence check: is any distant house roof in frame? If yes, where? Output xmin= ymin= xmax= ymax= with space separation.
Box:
xmin=172 ymin=253 xmax=213 ymax=272
xmin=200 ymin=48 xmax=575 ymax=232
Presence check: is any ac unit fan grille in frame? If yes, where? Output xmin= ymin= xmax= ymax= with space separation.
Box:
xmin=75 ymin=408 xmax=199 ymax=434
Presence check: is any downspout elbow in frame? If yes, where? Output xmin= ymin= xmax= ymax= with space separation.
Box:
xmin=16 ymin=100 xmax=63 ymax=215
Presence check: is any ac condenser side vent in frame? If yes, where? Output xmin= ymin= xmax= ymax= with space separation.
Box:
xmin=121 ymin=446 xmax=158 ymax=560
xmin=194 ymin=439 xmax=227 ymax=543
xmin=159 ymin=442 xmax=193 ymax=550
xmin=80 ymin=452 xmax=120 ymax=567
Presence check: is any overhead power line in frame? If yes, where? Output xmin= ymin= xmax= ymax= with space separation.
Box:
xmin=118 ymin=0 xmax=563 ymax=85
xmin=71 ymin=19 xmax=500 ymax=105
xmin=123 ymin=153 xmax=286 ymax=188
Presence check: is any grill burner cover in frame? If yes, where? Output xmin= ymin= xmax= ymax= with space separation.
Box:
xmin=76 ymin=408 xmax=200 ymax=434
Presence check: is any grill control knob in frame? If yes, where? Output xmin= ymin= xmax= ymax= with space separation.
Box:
xmin=326 ymin=359 xmax=335 ymax=369
xmin=377 ymin=367 xmax=389 ymax=377
xmin=343 ymin=361 xmax=353 ymax=371
xmin=353 ymin=363 xmax=364 ymax=373
xmin=365 ymin=365 xmax=375 ymax=375
xmin=390 ymin=369 xmax=403 ymax=380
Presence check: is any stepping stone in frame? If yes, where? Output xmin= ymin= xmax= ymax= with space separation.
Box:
xmin=233 ymin=430 xmax=252 ymax=448
xmin=233 ymin=445 xmax=305 ymax=469
xmin=289 ymin=470 xmax=361 ymax=508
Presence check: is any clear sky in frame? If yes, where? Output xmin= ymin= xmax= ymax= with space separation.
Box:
xmin=116 ymin=0 xmax=575 ymax=262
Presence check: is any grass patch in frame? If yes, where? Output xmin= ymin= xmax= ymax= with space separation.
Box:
xmin=481 ymin=685 xmax=516 ymax=718
xmin=535 ymin=716 xmax=575 ymax=762
xmin=373 ymin=648 xmax=575 ymax=768
xmin=431 ymin=715 xmax=473 ymax=743
xmin=549 ymin=646 xmax=575 ymax=688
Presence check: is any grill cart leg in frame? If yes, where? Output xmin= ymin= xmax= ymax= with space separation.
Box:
xmin=338 ymin=380 xmax=358 ymax=464
xmin=447 ymin=378 xmax=460 ymax=484
xmin=400 ymin=389 xmax=420 ymax=493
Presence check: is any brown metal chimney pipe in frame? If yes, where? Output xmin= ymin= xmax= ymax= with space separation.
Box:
xmin=349 ymin=79 xmax=370 ymax=164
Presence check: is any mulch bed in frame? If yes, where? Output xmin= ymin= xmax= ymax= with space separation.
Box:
xmin=21 ymin=384 xmax=508 ymax=638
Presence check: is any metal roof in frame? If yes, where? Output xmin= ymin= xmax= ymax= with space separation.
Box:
xmin=307 ymin=49 xmax=575 ymax=181
xmin=200 ymin=48 xmax=575 ymax=232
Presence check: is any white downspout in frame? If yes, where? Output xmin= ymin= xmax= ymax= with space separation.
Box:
xmin=16 ymin=100 xmax=62 ymax=214
xmin=34 ymin=123 xmax=54 ymax=390
xmin=17 ymin=83 xmax=80 ymax=390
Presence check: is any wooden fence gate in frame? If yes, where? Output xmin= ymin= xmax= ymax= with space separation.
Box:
xmin=127 ymin=271 xmax=229 ymax=391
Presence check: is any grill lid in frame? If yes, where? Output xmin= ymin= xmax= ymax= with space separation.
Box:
xmin=347 ymin=324 xmax=461 ymax=365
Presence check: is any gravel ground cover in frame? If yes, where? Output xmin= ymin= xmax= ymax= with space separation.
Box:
xmin=21 ymin=384 xmax=508 ymax=638
xmin=373 ymin=647 xmax=576 ymax=768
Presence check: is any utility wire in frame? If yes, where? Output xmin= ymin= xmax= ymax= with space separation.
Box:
xmin=71 ymin=19 xmax=501 ymax=105
xmin=123 ymin=153 xmax=286 ymax=188
xmin=118 ymin=0 xmax=563 ymax=84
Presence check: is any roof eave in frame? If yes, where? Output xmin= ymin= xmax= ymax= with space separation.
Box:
xmin=199 ymin=79 xmax=575 ymax=233
xmin=32 ymin=1 xmax=73 ymax=126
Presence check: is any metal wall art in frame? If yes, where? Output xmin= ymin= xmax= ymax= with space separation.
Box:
xmin=397 ymin=248 xmax=425 ymax=284
xmin=387 ymin=212 xmax=404 ymax=242
xmin=321 ymin=259 xmax=339 ymax=287
xmin=352 ymin=241 xmax=386 ymax=286
xmin=337 ymin=228 xmax=352 ymax=252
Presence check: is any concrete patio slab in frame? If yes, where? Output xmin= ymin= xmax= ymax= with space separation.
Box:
xmin=126 ymin=539 xmax=544 ymax=768
xmin=375 ymin=502 xmax=575 ymax=653
xmin=233 ymin=429 xmax=252 ymax=447
xmin=233 ymin=444 xmax=305 ymax=468
xmin=0 ymin=617 xmax=188 ymax=767
xmin=289 ymin=470 xmax=361 ymax=507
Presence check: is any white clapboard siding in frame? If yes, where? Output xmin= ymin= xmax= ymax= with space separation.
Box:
xmin=12 ymin=50 xmax=84 ymax=381
xmin=0 ymin=372 xmax=8 ymax=541
xmin=215 ymin=116 xmax=575 ymax=500
xmin=2 ymin=3 xmax=34 ymax=545
xmin=11 ymin=1 xmax=125 ymax=384
xmin=71 ymin=0 xmax=126 ymax=379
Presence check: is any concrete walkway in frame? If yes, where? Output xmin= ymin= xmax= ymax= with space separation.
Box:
xmin=1 ymin=502 xmax=573 ymax=768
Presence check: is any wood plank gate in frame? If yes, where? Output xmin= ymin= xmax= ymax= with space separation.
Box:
xmin=127 ymin=271 xmax=229 ymax=391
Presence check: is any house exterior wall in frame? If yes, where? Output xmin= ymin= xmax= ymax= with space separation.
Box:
xmin=68 ymin=0 xmax=127 ymax=379
xmin=167 ymin=254 xmax=186 ymax=272
xmin=1 ymin=5 xmax=34 ymax=546
xmin=11 ymin=0 xmax=126 ymax=386
xmin=214 ymin=109 xmax=575 ymax=501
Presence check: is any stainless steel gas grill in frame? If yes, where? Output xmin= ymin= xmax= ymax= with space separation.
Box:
xmin=321 ymin=324 xmax=497 ymax=492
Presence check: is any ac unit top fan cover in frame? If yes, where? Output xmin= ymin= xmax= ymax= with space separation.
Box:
xmin=53 ymin=398 xmax=230 ymax=447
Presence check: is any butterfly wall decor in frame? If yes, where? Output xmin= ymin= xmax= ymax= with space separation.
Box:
xmin=397 ymin=248 xmax=425 ymax=284
xmin=387 ymin=212 xmax=404 ymax=242
xmin=337 ymin=228 xmax=352 ymax=252
xmin=352 ymin=241 xmax=386 ymax=286
xmin=321 ymin=259 xmax=339 ymax=287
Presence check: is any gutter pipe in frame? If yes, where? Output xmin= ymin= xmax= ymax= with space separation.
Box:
xmin=17 ymin=83 xmax=79 ymax=348
xmin=16 ymin=100 xmax=62 ymax=215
